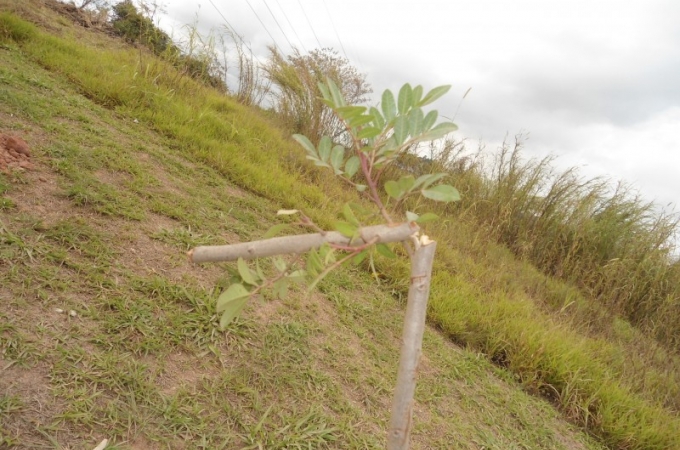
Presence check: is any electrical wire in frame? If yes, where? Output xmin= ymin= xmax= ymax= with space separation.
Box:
xmin=273 ymin=0 xmax=308 ymax=53
xmin=296 ymin=0 xmax=323 ymax=49
xmin=262 ymin=0 xmax=295 ymax=51
xmin=241 ymin=0 xmax=283 ymax=53
xmin=207 ymin=0 xmax=255 ymax=55
xmin=321 ymin=0 xmax=348 ymax=60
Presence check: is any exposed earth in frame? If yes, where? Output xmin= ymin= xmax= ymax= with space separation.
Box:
xmin=0 ymin=133 xmax=33 ymax=173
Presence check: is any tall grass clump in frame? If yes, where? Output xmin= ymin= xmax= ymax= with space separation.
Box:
xmin=0 ymin=11 xmax=37 ymax=42
xmin=427 ymin=273 xmax=680 ymax=449
xmin=430 ymin=135 xmax=680 ymax=352
xmin=2 ymin=12 xmax=348 ymax=219
xmin=111 ymin=0 xmax=226 ymax=91
xmin=264 ymin=47 xmax=371 ymax=144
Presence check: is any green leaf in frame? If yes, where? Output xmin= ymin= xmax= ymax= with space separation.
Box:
xmin=397 ymin=175 xmax=416 ymax=194
xmin=347 ymin=114 xmax=375 ymax=128
xmin=255 ymin=259 xmax=266 ymax=280
xmin=274 ymin=257 xmax=287 ymax=272
xmin=306 ymin=249 xmax=324 ymax=276
xmin=344 ymin=156 xmax=360 ymax=178
xmin=216 ymin=283 xmax=250 ymax=313
xmin=408 ymin=108 xmax=424 ymax=137
xmin=352 ymin=249 xmax=368 ymax=265
xmin=393 ymin=115 xmax=409 ymax=145
xmin=376 ymin=243 xmax=397 ymax=259
xmin=406 ymin=211 xmax=419 ymax=222
xmin=219 ymin=295 xmax=249 ymax=329
xmin=421 ymin=184 xmax=461 ymax=202
xmin=336 ymin=105 xmax=366 ymax=120
xmin=273 ymin=278 xmax=289 ymax=299
xmin=415 ymin=212 xmax=439 ymax=224
xmin=263 ymin=223 xmax=290 ymax=239
xmin=419 ymin=85 xmax=451 ymax=106
xmin=237 ymin=258 xmax=258 ymax=286
xmin=381 ymin=89 xmax=396 ymax=121
xmin=356 ymin=184 xmax=367 ymax=192
xmin=413 ymin=173 xmax=446 ymax=190
xmin=422 ymin=110 xmax=438 ymax=131
xmin=312 ymin=160 xmax=331 ymax=168
xmin=412 ymin=85 xmax=423 ymax=105
xmin=287 ymin=269 xmax=307 ymax=283
xmin=324 ymin=248 xmax=336 ymax=265
xmin=385 ymin=180 xmax=404 ymax=200
xmin=327 ymin=78 xmax=345 ymax=107
xmin=342 ymin=203 xmax=360 ymax=226
xmin=330 ymin=145 xmax=345 ymax=172
xmin=398 ymin=83 xmax=413 ymax=114
xmin=369 ymin=107 xmax=385 ymax=129
xmin=292 ymin=134 xmax=316 ymax=156
xmin=417 ymin=122 xmax=458 ymax=142
xmin=357 ymin=127 xmax=381 ymax=140
xmin=334 ymin=221 xmax=358 ymax=238
xmin=317 ymin=82 xmax=331 ymax=101
xmin=318 ymin=136 xmax=332 ymax=162
xmin=318 ymin=242 xmax=336 ymax=265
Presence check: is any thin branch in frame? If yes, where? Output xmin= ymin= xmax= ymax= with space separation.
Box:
xmin=188 ymin=222 xmax=418 ymax=263
xmin=306 ymin=239 xmax=377 ymax=292
xmin=358 ymin=152 xmax=393 ymax=224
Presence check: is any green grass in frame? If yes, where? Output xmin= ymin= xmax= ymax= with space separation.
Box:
xmin=0 ymin=2 xmax=678 ymax=449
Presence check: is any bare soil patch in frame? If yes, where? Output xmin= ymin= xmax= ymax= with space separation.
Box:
xmin=0 ymin=134 xmax=34 ymax=174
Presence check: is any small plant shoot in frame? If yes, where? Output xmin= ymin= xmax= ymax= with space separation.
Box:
xmin=190 ymin=79 xmax=460 ymax=449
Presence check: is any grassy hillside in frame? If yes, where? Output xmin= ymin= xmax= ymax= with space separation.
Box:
xmin=0 ymin=1 xmax=678 ymax=449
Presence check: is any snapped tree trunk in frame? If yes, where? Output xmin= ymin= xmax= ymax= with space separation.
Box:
xmin=188 ymin=222 xmax=419 ymax=263
xmin=387 ymin=240 xmax=437 ymax=450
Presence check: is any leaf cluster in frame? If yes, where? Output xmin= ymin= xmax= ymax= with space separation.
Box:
xmin=293 ymin=79 xmax=461 ymax=224
xmin=219 ymin=80 xmax=462 ymax=327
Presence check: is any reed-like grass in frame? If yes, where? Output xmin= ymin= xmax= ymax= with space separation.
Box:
xmin=435 ymin=135 xmax=680 ymax=352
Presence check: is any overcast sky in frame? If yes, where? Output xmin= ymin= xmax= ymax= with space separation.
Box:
xmin=157 ymin=0 xmax=680 ymax=211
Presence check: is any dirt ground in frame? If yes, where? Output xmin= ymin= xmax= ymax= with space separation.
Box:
xmin=0 ymin=134 xmax=34 ymax=173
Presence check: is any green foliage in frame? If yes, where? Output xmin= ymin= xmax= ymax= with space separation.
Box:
xmin=437 ymin=136 xmax=680 ymax=352
xmin=110 ymin=0 xmax=225 ymax=90
xmin=298 ymin=78 xmax=460 ymax=221
xmin=111 ymin=0 xmax=171 ymax=54
xmin=218 ymin=80 xmax=460 ymax=328
xmin=0 ymin=11 xmax=36 ymax=43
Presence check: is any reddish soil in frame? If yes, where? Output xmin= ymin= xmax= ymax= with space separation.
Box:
xmin=0 ymin=133 xmax=34 ymax=173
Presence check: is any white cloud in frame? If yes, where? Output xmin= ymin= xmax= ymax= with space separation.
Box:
xmin=158 ymin=0 xmax=680 ymax=211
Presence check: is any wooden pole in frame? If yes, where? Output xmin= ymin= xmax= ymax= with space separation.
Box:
xmin=387 ymin=239 xmax=437 ymax=450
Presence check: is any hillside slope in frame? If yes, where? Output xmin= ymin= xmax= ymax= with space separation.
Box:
xmin=0 ymin=4 xmax=603 ymax=450
xmin=1 ymin=2 xmax=678 ymax=449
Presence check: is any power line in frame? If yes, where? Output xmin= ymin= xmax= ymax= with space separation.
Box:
xmin=207 ymin=0 xmax=254 ymax=55
xmin=241 ymin=0 xmax=283 ymax=54
xmin=296 ymin=0 xmax=323 ymax=49
xmin=273 ymin=0 xmax=308 ymax=53
xmin=321 ymin=0 xmax=348 ymax=60
xmin=261 ymin=0 xmax=295 ymax=51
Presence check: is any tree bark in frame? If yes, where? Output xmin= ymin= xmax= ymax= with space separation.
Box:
xmin=188 ymin=222 xmax=419 ymax=263
xmin=387 ymin=240 xmax=437 ymax=450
